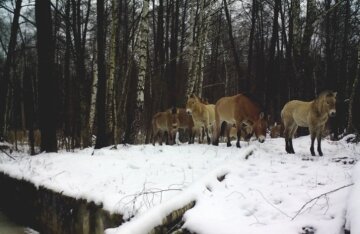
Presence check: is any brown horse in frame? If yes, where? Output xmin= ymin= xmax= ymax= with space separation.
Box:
xmin=226 ymin=124 xmax=253 ymax=144
xmin=186 ymin=94 xmax=215 ymax=144
xmin=212 ymin=94 xmax=267 ymax=147
xmin=281 ymin=90 xmax=337 ymax=156
xmin=171 ymin=108 xmax=202 ymax=144
xmin=269 ymin=122 xmax=284 ymax=138
xmin=152 ymin=109 xmax=179 ymax=146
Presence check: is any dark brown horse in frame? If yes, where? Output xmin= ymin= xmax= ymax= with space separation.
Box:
xmin=281 ymin=91 xmax=337 ymax=156
xmin=152 ymin=109 xmax=179 ymax=146
xmin=171 ymin=108 xmax=202 ymax=144
xmin=212 ymin=94 xmax=267 ymax=147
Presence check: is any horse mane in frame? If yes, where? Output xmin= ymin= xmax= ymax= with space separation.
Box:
xmin=316 ymin=90 xmax=336 ymax=99
xmin=240 ymin=92 xmax=266 ymax=115
xmin=190 ymin=93 xmax=209 ymax=104
xmin=312 ymin=90 xmax=336 ymax=115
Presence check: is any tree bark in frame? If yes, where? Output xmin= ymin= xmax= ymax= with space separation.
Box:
xmin=131 ymin=0 xmax=150 ymax=144
xmin=107 ymin=0 xmax=119 ymax=145
xmin=95 ymin=0 xmax=108 ymax=149
xmin=35 ymin=0 xmax=57 ymax=152
xmin=300 ymin=0 xmax=316 ymax=99
xmin=347 ymin=46 xmax=360 ymax=133
xmin=223 ymin=0 xmax=244 ymax=91
xmin=185 ymin=0 xmax=198 ymax=96
xmin=0 ymin=0 xmax=22 ymax=140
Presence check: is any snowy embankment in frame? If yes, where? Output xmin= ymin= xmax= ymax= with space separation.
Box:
xmin=0 ymin=136 xmax=359 ymax=234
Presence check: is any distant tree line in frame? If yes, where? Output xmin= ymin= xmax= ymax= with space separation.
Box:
xmin=0 ymin=0 xmax=359 ymax=152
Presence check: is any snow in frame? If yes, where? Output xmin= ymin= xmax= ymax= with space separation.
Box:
xmin=346 ymin=160 xmax=360 ymax=233
xmin=0 ymin=136 xmax=359 ymax=234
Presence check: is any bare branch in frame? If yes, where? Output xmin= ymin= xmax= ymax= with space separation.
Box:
xmin=292 ymin=183 xmax=354 ymax=220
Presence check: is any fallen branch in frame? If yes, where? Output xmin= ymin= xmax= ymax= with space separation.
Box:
xmin=292 ymin=183 xmax=354 ymax=220
xmin=0 ymin=148 xmax=16 ymax=160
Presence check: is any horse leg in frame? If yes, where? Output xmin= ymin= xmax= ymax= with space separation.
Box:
xmin=169 ymin=130 xmax=174 ymax=145
xmin=159 ymin=131 xmax=163 ymax=146
xmin=152 ymin=129 xmax=158 ymax=146
xmin=317 ymin=129 xmax=323 ymax=156
xmin=309 ymin=128 xmax=316 ymax=156
xmin=289 ymin=125 xmax=297 ymax=154
xmin=205 ymin=122 xmax=211 ymax=145
xmin=204 ymin=127 xmax=211 ymax=145
xmin=212 ymin=109 xmax=220 ymax=146
xmin=236 ymin=122 xmax=241 ymax=148
xmin=283 ymin=122 xmax=291 ymax=153
xmin=188 ymin=128 xmax=193 ymax=144
xmin=226 ymin=124 xmax=231 ymax=147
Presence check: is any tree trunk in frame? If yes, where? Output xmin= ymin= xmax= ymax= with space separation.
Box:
xmin=169 ymin=0 xmax=180 ymax=106
xmin=223 ymin=0 xmax=243 ymax=91
xmin=95 ymin=0 xmax=108 ymax=149
xmin=247 ymin=0 xmax=257 ymax=88
xmin=185 ymin=0 xmax=197 ymax=96
xmin=35 ymin=0 xmax=57 ymax=152
xmin=89 ymin=39 xmax=98 ymax=141
xmin=131 ymin=0 xmax=150 ymax=144
xmin=107 ymin=0 xmax=119 ymax=145
xmin=347 ymin=46 xmax=360 ymax=133
xmin=0 ymin=0 xmax=22 ymax=140
xmin=300 ymin=0 xmax=316 ymax=99
xmin=266 ymin=0 xmax=280 ymax=115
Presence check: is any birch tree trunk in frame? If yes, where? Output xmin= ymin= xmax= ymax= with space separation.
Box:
xmin=185 ymin=0 xmax=197 ymax=96
xmin=89 ymin=41 xmax=98 ymax=140
xmin=194 ymin=0 xmax=209 ymax=97
xmin=131 ymin=0 xmax=149 ymax=144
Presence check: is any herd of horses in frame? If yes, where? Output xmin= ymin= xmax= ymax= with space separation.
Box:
xmin=152 ymin=90 xmax=337 ymax=156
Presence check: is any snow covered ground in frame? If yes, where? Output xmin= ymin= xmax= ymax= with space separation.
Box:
xmin=0 ymin=135 xmax=359 ymax=234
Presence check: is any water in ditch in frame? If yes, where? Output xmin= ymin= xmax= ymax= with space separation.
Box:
xmin=0 ymin=210 xmax=38 ymax=234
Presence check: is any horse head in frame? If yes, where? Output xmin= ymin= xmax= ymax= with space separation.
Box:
xmin=170 ymin=107 xmax=180 ymax=130
xmin=252 ymin=112 xmax=267 ymax=143
xmin=323 ymin=91 xmax=337 ymax=117
xmin=186 ymin=94 xmax=200 ymax=115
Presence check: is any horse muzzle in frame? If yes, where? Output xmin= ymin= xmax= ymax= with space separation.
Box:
xmin=329 ymin=110 xmax=336 ymax=117
xmin=258 ymin=135 xmax=265 ymax=143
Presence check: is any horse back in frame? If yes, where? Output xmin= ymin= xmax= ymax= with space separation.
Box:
xmin=281 ymin=100 xmax=312 ymax=127
xmin=233 ymin=94 xmax=262 ymax=121
xmin=152 ymin=111 xmax=171 ymax=130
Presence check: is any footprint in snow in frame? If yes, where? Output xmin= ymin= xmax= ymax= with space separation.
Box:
xmin=128 ymin=164 xmax=140 ymax=169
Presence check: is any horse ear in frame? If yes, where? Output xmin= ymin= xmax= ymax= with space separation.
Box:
xmin=259 ymin=112 xmax=265 ymax=119
xmin=333 ymin=92 xmax=337 ymax=97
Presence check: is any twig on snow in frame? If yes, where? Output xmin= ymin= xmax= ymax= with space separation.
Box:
xmin=291 ymin=183 xmax=354 ymax=220
xmin=256 ymin=189 xmax=292 ymax=219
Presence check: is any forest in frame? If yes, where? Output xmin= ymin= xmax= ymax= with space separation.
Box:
xmin=0 ymin=0 xmax=359 ymax=153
